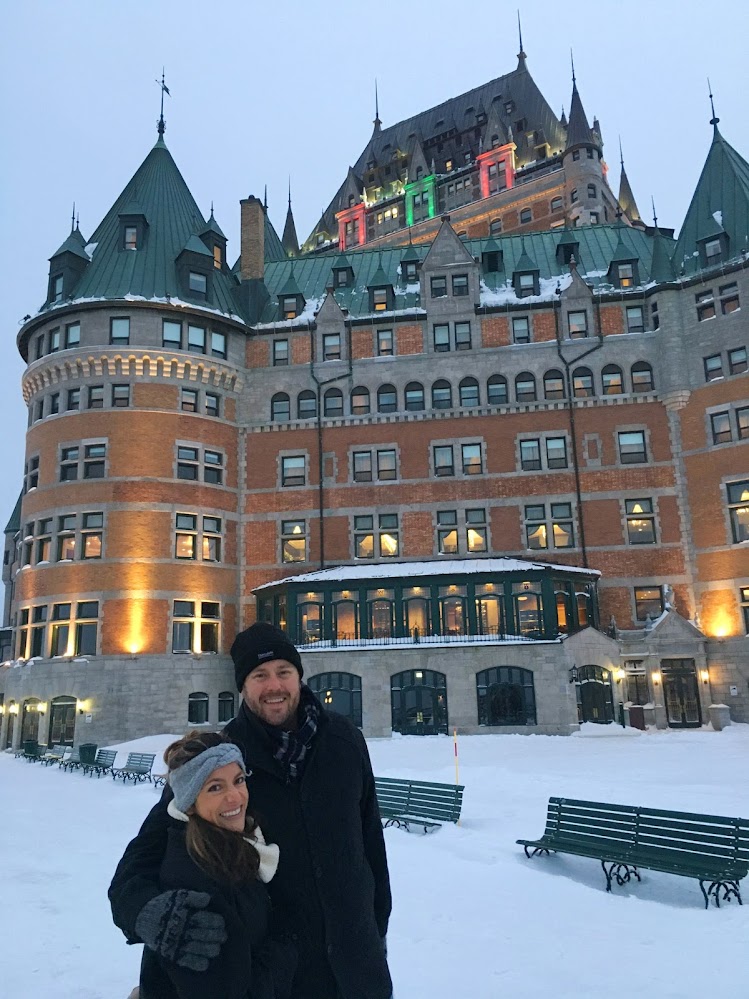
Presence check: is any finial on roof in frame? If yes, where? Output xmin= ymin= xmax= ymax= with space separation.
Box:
xmin=619 ymin=135 xmax=624 ymax=168
xmin=264 ymin=185 xmax=268 ymax=211
xmin=288 ymin=176 xmax=292 ymax=208
xmin=71 ymin=202 xmax=76 ymax=233
xmin=76 ymin=212 xmax=80 ymax=230
xmin=560 ymin=106 xmax=567 ymax=127
xmin=155 ymin=68 xmax=170 ymax=139
xmin=374 ymin=79 xmax=382 ymax=130
xmin=517 ymin=10 xmax=526 ymax=61
xmin=707 ymin=77 xmax=720 ymax=128
xmin=210 ymin=200 xmax=214 ymax=218
xmin=570 ymin=50 xmax=576 ymax=86
xmin=651 ymin=196 xmax=658 ymax=229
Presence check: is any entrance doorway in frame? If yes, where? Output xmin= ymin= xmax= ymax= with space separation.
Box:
xmin=48 ymin=696 xmax=77 ymax=745
xmin=661 ymin=659 xmax=701 ymax=727
xmin=391 ymin=670 xmax=448 ymax=735
xmin=576 ymin=666 xmax=614 ymax=724
xmin=21 ymin=698 xmax=41 ymax=744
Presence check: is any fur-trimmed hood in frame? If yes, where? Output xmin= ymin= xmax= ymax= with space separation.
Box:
xmin=166 ymin=799 xmax=280 ymax=883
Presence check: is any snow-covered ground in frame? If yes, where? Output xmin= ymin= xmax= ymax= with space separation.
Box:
xmin=1 ymin=725 xmax=747 ymax=999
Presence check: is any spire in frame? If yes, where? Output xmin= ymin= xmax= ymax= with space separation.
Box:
xmin=617 ymin=139 xmax=641 ymax=222
xmin=650 ymin=199 xmax=677 ymax=283
xmin=71 ymin=202 xmax=76 ymax=233
xmin=263 ymin=185 xmax=268 ymax=212
xmin=155 ymin=69 xmax=170 ymax=141
xmin=708 ymin=77 xmax=720 ymax=131
xmin=560 ymin=106 xmax=567 ymax=128
xmin=282 ymin=179 xmax=300 ymax=258
xmin=516 ymin=10 xmax=527 ymax=67
xmin=565 ymin=58 xmax=600 ymax=152
xmin=373 ymin=79 xmax=382 ymax=131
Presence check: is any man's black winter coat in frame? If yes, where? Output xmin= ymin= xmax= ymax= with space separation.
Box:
xmin=109 ymin=700 xmax=393 ymax=999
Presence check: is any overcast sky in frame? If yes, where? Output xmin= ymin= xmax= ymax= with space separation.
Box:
xmin=1 ymin=0 xmax=747 ymax=525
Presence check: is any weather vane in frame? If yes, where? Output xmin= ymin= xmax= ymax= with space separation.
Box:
xmin=156 ymin=69 xmax=170 ymax=138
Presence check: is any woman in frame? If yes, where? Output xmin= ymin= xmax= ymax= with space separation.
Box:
xmin=133 ymin=731 xmax=294 ymax=999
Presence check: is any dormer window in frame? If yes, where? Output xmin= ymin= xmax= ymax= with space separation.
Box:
xmin=124 ymin=226 xmax=138 ymax=250
xmin=403 ymin=261 xmax=418 ymax=282
xmin=335 ymin=269 xmax=349 ymax=288
xmin=282 ymin=296 xmax=299 ymax=319
xmin=213 ymin=245 xmax=222 ymax=270
xmin=372 ymin=289 xmax=388 ymax=312
xmin=705 ymin=239 xmax=721 ymax=263
xmin=516 ymin=273 xmax=538 ymax=298
xmin=617 ymin=264 xmax=634 ymax=288
xmin=445 ymin=159 xmax=453 ymax=172
xmin=189 ymin=272 xmax=207 ymax=297
xmin=52 ymin=275 xmax=63 ymax=303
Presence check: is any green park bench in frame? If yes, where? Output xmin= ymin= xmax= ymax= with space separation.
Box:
xmin=59 ymin=748 xmax=81 ymax=772
xmin=82 ymin=748 xmax=117 ymax=778
xmin=517 ymin=797 xmax=749 ymax=909
xmin=112 ymin=752 xmax=156 ymax=783
xmin=375 ymin=777 xmax=464 ymax=833
xmin=40 ymin=744 xmax=68 ymax=766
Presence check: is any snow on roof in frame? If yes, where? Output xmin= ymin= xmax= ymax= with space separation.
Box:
xmin=254 ymin=557 xmax=600 ymax=590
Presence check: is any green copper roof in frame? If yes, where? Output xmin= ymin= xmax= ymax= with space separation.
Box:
xmin=514 ymin=242 xmax=539 ymax=273
xmin=4 ymin=491 xmax=22 ymax=534
xmin=39 ymin=138 xmax=241 ymax=317
xmin=201 ymin=212 xmax=226 ymax=240
xmin=673 ymin=125 xmax=749 ymax=276
xmin=649 ymin=229 xmax=677 ymax=283
xmin=263 ymin=211 xmax=286 ymax=262
xmin=50 ymin=230 xmax=91 ymax=262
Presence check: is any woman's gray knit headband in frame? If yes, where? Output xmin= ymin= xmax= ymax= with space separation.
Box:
xmin=168 ymin=743 xmax=246 ymax=813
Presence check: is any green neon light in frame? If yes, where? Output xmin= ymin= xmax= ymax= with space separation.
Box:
xmin=404 ymin=175 xmax=436 ymax=226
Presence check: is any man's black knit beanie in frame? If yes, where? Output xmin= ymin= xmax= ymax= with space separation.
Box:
xmin=231 ymin=622 xmax=304 ymax=691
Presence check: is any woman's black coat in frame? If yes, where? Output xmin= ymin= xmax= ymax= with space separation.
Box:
xmin=110 ymin=699 xmax=392 ymax=999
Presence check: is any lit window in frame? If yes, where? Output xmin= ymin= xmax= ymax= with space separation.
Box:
xmin=213 ymin=245 xmax=222 ymax=270
xmin=466 ymin=509 xmax=487 ymax=552
xmin=618 ymin=431 xmax=647 ymax=464
xmin=437 ymin=511 xmax=459 ymax=554
xmin=728 ymin=480 xmax=749 ymax=543
xmin=625 ymin=499 xmax=655 ymax=544
xmin=634 ymin=587 xmax=663 ymax=621
xmin=741 ymin=587 xmax=749 ymax=634
xmin=617 ymin=264 xmax=634 ymax=288
xmin=57 ymin=515 xmax=76 ymax=560
xmin=372 ymin=288 xmax=388 ymax=312
xmin=711 ymin=411 xmax=732 ymax=445
xmin=282 ymin=296 xmax=298 ymax=319
xmin=282 ymin=455 xmax=306 ymax=487
xmin=512 ymin=317 xmax=530 ymax=343
xmin=172 ymin=601 xmax=220 ymax=654
xmin=282 ymin=520 xmax=306 ymax=563
xmin=82 ymin=512 xmax=103 ymax=559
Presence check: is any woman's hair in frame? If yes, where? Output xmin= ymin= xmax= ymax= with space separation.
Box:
xmin=164 ymin=730 xmax=260 ymax=884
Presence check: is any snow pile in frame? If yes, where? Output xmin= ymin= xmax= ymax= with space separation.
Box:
xmin=0 ymin=726 xmax=747 ymax=998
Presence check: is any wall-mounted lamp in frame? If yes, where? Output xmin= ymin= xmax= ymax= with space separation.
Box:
xmin=0 ymin=704 xmax=5 ymax=716
xmin=700 ymin=669 xmax=710 ymax=685
xmin=38 ymin=702 xmax=47 ymax=716
xmin=77 ymin=699 xmax=89 ymax=715
xmin=615 ymin=669 xmax=626 ymax=684
xmin=9 ymin=703 xmax=19 ymax=715
xmin=568 ymin=666 xmax=579 ymax=684
xmin=652 ymin=671 xmax=661 ymax=686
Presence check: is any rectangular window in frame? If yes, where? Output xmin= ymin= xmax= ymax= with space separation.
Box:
xmin=512 ymin=317 xmax=530 ymax=343
xmin=188 ymin=325 xmax=206 ymax=353
xmin=433 ymin=445 xmax=454 ymax=477
xmin=65 ymin=322 xmax=80 ymax=349
xmin=51 ymin=603 xmax=71 ymax=657
xmin=704 ymin=354 xmax=723 ymax=381
xmin=452 ymin=274 xmax=469 ymax=297
xmin=372 ymin=289 xmax=388 ymax=312
xmin=431 ymin=276 xmax=447 ymax=298
xmin=466 ymin=508 xmax=487 ymax=553
xmin=181 ymin=388 xmax=198 ymax=413
xmin=546 ymin=437 xmax=568 ymax=469
xmin=720 ymin=283 xmax=740 ymax=315
xmin=112 ymin=384 xmax=130 ymax=408
xmin=353 ymin=451 xmax=373 ymax=482
xmin=377 ymin=449 xmax=397 ymax=481
xmin=50 ymin=392 xmax=60 ymax=415
xmin=83 ymin=443 xmax=106 ymax=478
xmin=211 ymin=331 xmax=227 ymax=359
xmin=24 ymin=455 xmax=40 ymax=493
xmin=282 ymin=520 xmax=306 ymax=563
xmin=205 ymin=392 xmax=219 ymax=418
xmin=282 ymin=455 xmax=306 ymax=487
xmin=88 ymin=386 xmax=104 ymax=410
xmin=60 ymin=446 xmax=79 ymax=481
xmin=57 ymin=514 xmax=76 ymax=560
xmin=651 ymin=302 xmax=660 ymax=330
xmin=36 ymin=519 xmax=52 ymax=564
xmin=75 ymin=601 xmax=99 ymax=655
xmin=736 ymin=407 xmax=749 ymax=440
xmin=34 ymin=334 xmax=45 ymax=359
xmin=163 ymin=320 xmax=182 ymax=349
xmin=625 ymin=499 xmax=656 ymax=544
xmin=81 ymin=512 xmax=103 ymax=559
xmin=189 ymin=272 xmax=207 ymax=296
xmin=551 ymin=502 xmax=574 ymax=548
xmin=175 ymin=513 xmax=197 ymax=559
xmin=518 ymin=273 xmax=536 ymax=297
xmin=30 ymin=605 xmax=48 ymax=657
xmin=52 ymin=275 xmax=64 ymax=302
xmin=323 ymin=333 xmax=341 ymax=361
xmin=568 ymin=311 xmax=588 ymax=338
xmin=705 ymin=239 xmax=722 ymax=263
xmin=437 ymin=510 xmax=459 ymax=554
xmin=433 ymin=324 xmax=450 ymax=352
xmin=525 ymin=504 xmax=548 ymax=550
xmin=742 ymin=587 xmax=749 ymax=635
xmin=696 ymin=291 xmax=716 ymax=322
xmin=378 ymin=513 xmax=399 ymax=557
xmin=461 ymin=443 xmax=482 ymax=475
xmin=354 ymin=515 xmax=374 ymax=558
xmin=49 ymin=329 xmax=60 ymax=353
xmin=377 ymin=329 xmax=393 ymax=356
xmin=634 ymin=586 xmax=663 ymax=621
xmin=727 ymin=480 xmax=749 ymax=543
xmin=618 ymin=431 xmax=647 ymax=464
xmin=617 ymin=264 xmax=634 ymax=288
xmin=728 ymin=347 xmax=747 ymax=374
xmin=124 ymin=226 xmax=138 ymax=250
xmin=626 ymin=306 xmax=645 ymax=333
xmin=203 ymin=451 xmax=223 ymax=484
xmin=177 ymin=446 xmax=199 ymax=480
xmin=454 ymin=322 xmax=472 ymax=350
xmin=202 ymin=516 xmax=222 ymax=562
xmin=520 ymin=439 xmax=541 ymax=471
xmin=110 ymin=318 xmax=130 ymax=345
xmin=711 ymin=411 xmax=732 ymax=445
xmin=273 ymin=339 xmax=289 ymax=366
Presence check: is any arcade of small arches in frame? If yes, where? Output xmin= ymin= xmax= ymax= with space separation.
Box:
xmin=269 ymin=361 xmax=655 ymax=421
xmin=1 ymin=694 xmax=79 ymax=749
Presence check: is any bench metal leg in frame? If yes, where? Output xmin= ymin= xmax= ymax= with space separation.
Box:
xmin=601 ymin=860 xmax=641 ymax=893
xmin=523 ymin=846 xmax=552 ymax=859
xmin=700 ymin=880 xmax=742 ymax=909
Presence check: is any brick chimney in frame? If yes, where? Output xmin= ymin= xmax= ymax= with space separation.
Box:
xmin=240 ymin=196 xmax=264 ymax=281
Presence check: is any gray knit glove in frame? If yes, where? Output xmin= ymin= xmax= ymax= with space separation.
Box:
xmin=134 ymin=889 xmax=227 ymax=971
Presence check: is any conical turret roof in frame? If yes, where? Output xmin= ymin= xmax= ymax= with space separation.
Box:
xmin=618 ymin=163 xmax=641 ymax=222
xmin=282 ymin=199 xmax=300 ymax=257
xmin=566 ymin=81 xmax=600 ymax=152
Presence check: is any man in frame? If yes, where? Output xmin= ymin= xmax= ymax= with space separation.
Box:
xmin=109 ymin=622 xmax=393 ymax=999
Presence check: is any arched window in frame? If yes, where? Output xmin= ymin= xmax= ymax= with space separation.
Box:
xmin=48 ymin=695 xmax=77 ymax=746
xmin=520 ymin=207 xmax=532 ymax=224
xmin=323 ymin=388 xmax=343 ymax=417
xmin=631 ymin=361 xmax=654 ymax=393
xmin=403 ymin=586 xmax=432 ymax=639
xmin=391 ymin=669 xmax=448 ymax=735
xmin=515 ymin=372 xmax=537 ymax=402
xmin=332 ymin=592 xmax=359 ymax=641
xmin=307 ymin=673 xmax=363 ymax=728
xmin=476 ymin=667 xmax=537 ymax=726
xmin=432 ymin=380 xmax=453 ymax=410
xmin=404 ymin=381 xmax=425 ymax=411
xmin=297 ymin=390 xmax=317 ymax=419
xmin=550 ymin=196 xmax=563 ymax=212
xmin=218 ymin=691 xmax=235 ymax=724
xmin=572 ymin=366 xmax=594 ymax=398
xmin=271 ymin=392 xmax=290 ymax=422
xmin=439 ymin=585 xmax=467 ymax=635
xmin=554 ymin=584 xmax=573 ymax=634
xmin=459 ymin=377 xmax=480 ymax=408
xmin=543 ymin=369 xmax=565 ymax=400
xmin=188 ymin=691 xmax=209 ymax=725
xmin=511 ymin=582 xmax=543 ymax=637
xmin=602 ymin=364 xmax=624 ymax=395
xmin=351 ymin=386 xmax=370 ymax=415
xmin=487 ymin=374 xmax=508 ymax=405
xmin=377 ymin=384 xmax=397 ymax=413
xmin=297 ymin=593 xmax=324 ymax=644
xmin=489 ymin=218 xmax=502 ymax=236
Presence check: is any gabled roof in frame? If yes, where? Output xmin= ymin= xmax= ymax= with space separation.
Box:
xmin=514 ymin=240 xmax=539 ymax=273
xmin=673 ymin=124 xmax=749 ymax=275
xmin=200 ymin=211 xmax=226 ymax=241
xmin=50 ymin=229 xmax=90 ymax=262
xmin=609 ymin=227 xmax=640 ymax=263
xmin=38 ymin=137 xmax=241 ymax=317
xmin=179 ymin=233 xmax=213 ymax=258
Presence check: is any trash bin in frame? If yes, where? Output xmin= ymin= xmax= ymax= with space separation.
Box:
xmin=628 ymin=705 xmax=646 ymax=730
xmin=708 ymin=704 xmax=731 ymax=731
xmin=23 ymin=739 xmax=39 ymax=756
xmin=78 ymin=743 xmax=97 ymax=766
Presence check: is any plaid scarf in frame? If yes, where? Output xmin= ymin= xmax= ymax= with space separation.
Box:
xmin=270 ymin=685 xmax=320 ymax=781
